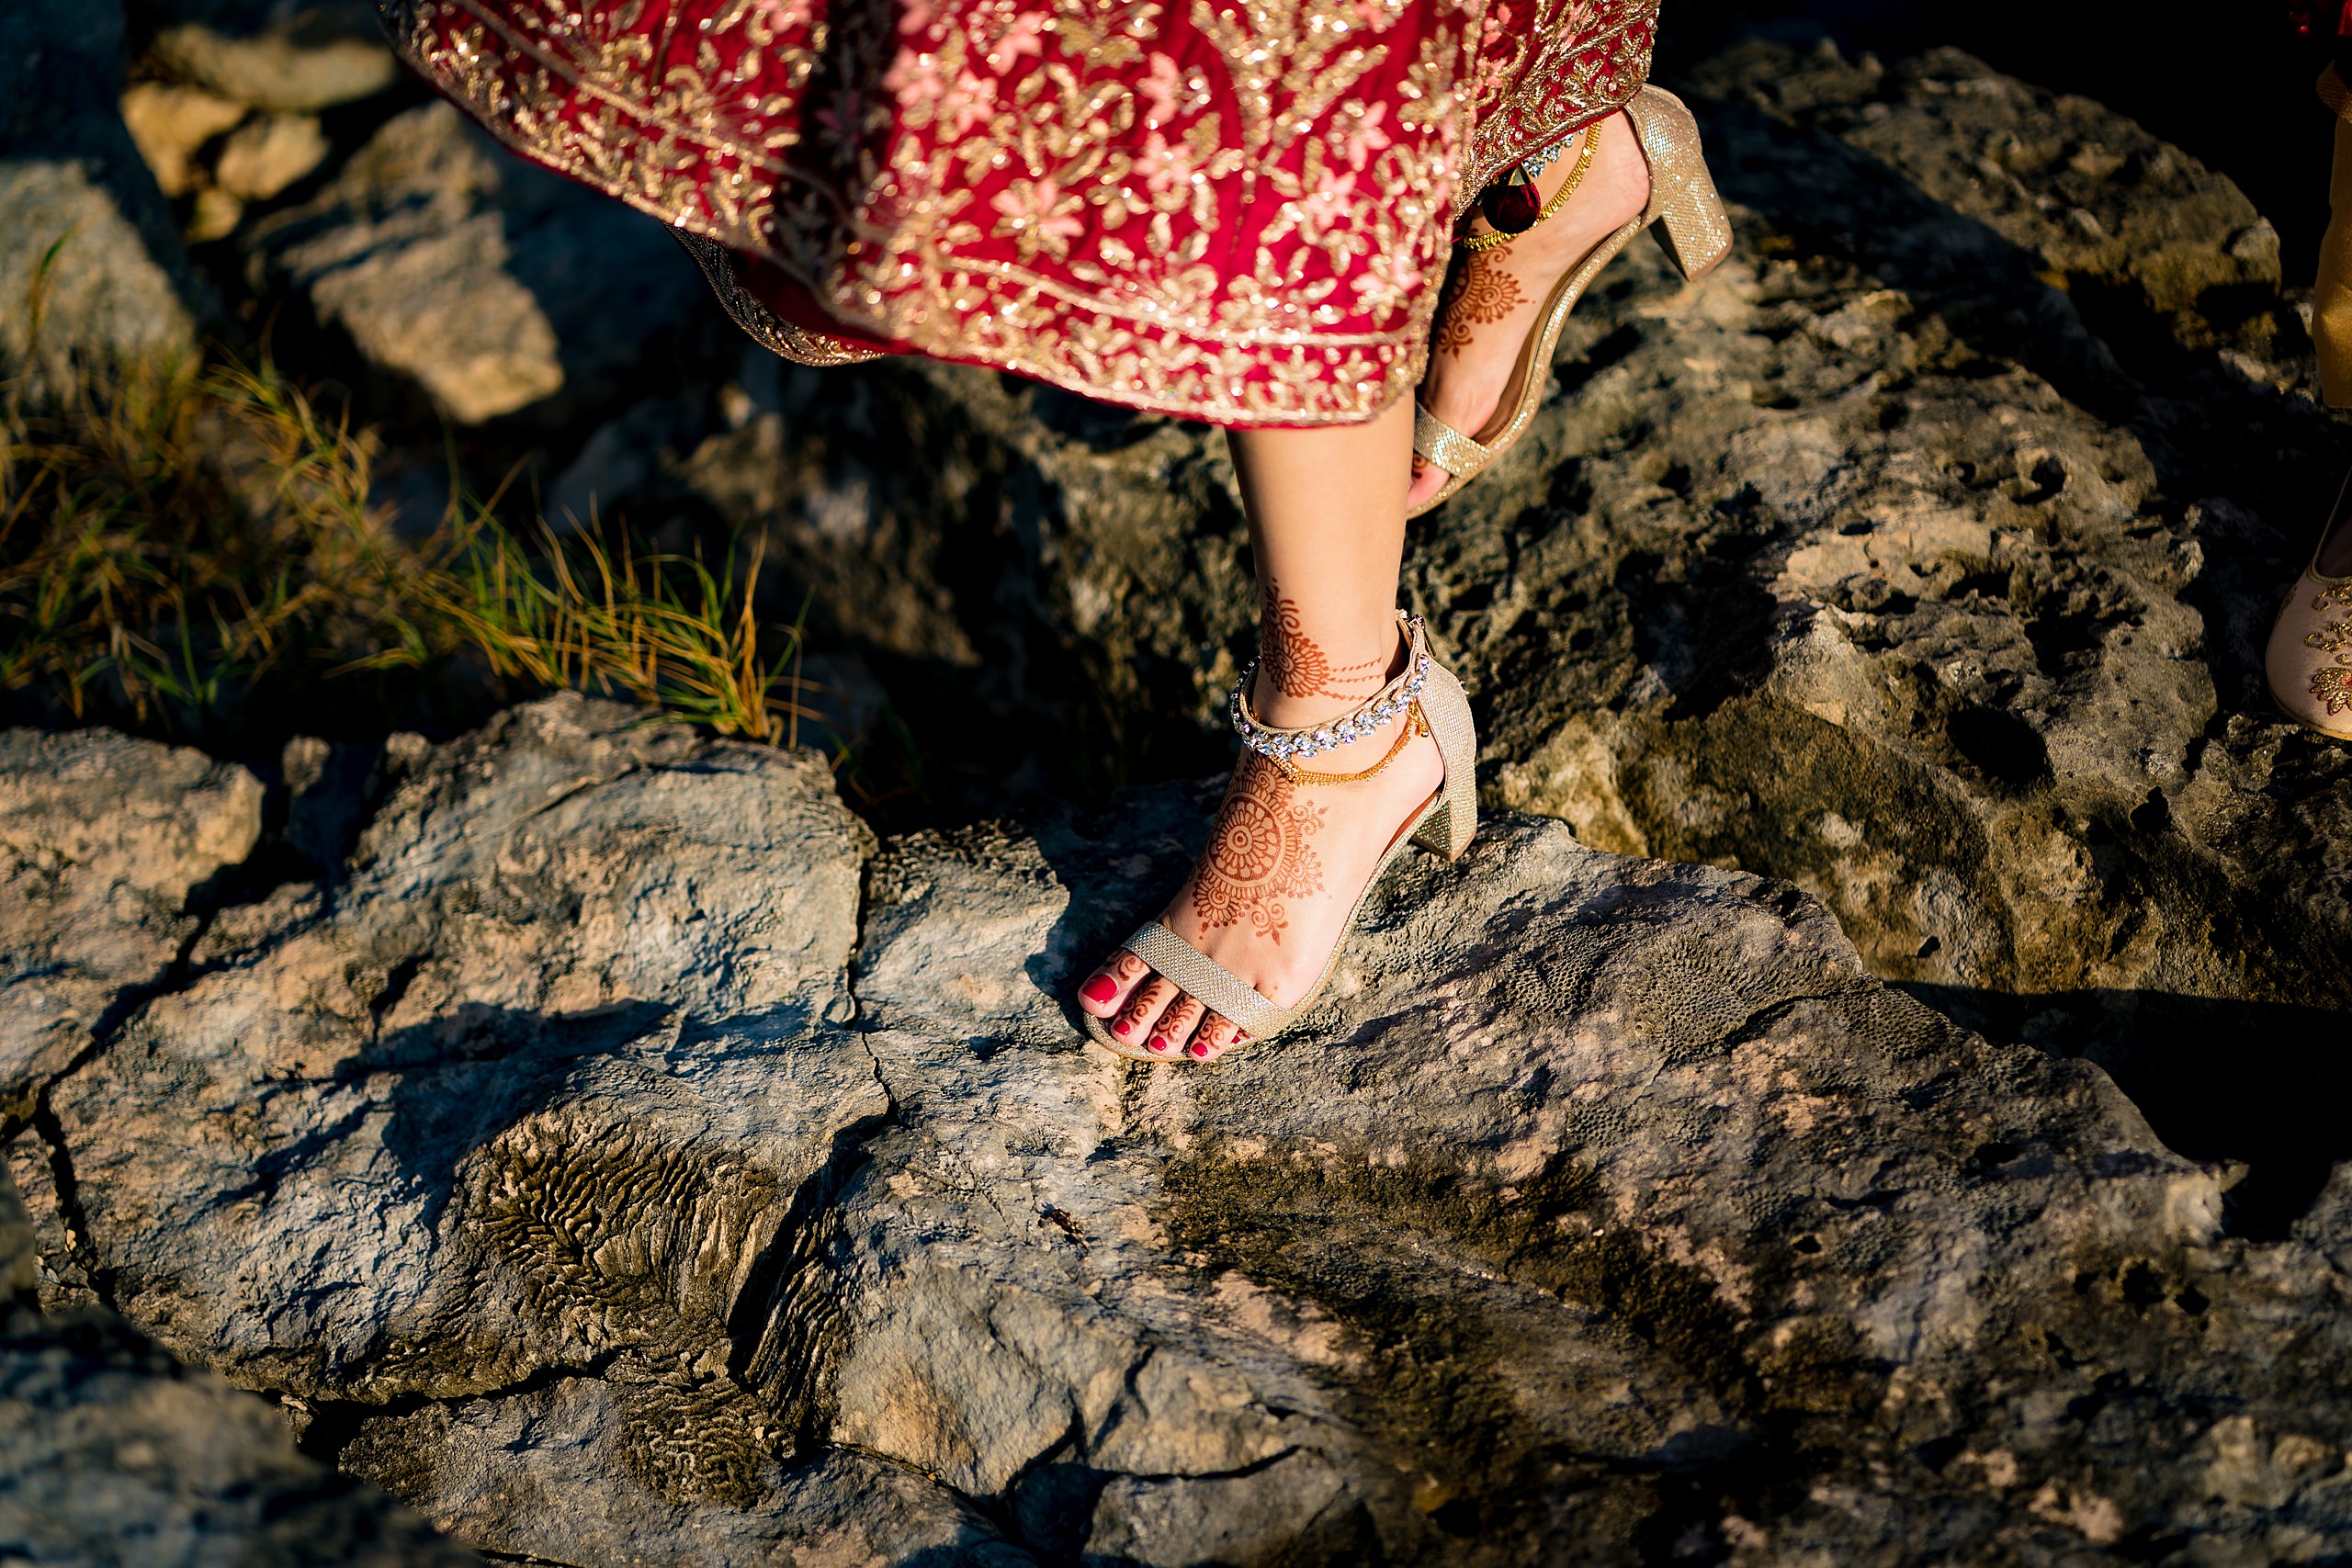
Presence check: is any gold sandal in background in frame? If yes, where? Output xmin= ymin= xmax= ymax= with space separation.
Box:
xmin=2266 ymin=468 xmax=2352 ymax=741
xmin=1408 ymin=85 xmax=1734 ymax=521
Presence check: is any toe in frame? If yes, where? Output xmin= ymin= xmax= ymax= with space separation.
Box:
xmin=1110 ymin=975 xmax=1177 ymax=1046
xmin=1407 ymin=456 xmax=1450 ymax=512
xmin=1147 ymin=993 xmax=1204 ymax=1058
xmin=1078 ymin=948 xmax=1150 ymax=1017
xmin=1189 ymin=1010 xmax=1247 ymax=1061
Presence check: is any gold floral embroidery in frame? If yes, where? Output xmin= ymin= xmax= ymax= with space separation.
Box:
xmin=379 ymin=0 xmax=1654 ymax=423
xmin=2312 ymin=666 xmax=2352 ymax=717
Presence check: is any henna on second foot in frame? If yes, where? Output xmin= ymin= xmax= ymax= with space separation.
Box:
xmin=1431 ymin=247 xmax=1527 ymax=360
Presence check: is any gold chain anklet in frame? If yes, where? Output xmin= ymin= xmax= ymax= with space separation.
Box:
xmin=1279 ymin=704 xmax=1429 ymax=785
xmin=1457 ymin=122 xmax=1600 ymax=253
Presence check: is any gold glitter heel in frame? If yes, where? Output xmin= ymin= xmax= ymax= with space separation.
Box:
xmin=2265 ymin=468 xmax=2352 ymax=741
xmin=1409 ymin=85 xmax=1733 ymax=521
xmin=1081 ymin=619 xmax=1479 ymax=1061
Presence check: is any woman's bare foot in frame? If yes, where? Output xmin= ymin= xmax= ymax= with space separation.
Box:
xmin=1405 ymin=109 xmax=1653 ymax=513
xmin=1074 ymin=614 xmax=1445 ymax=1061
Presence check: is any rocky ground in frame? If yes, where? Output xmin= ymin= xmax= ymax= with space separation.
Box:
xmin=6 ymin=0 xmax=2352 ymax=1562
xmin=6 ymin=694 xmax=2352 ymax=1566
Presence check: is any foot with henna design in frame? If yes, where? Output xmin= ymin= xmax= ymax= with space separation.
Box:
xmin=1406 ymin=109 xmax=1652 ymax=513
xmin=1074 ymin=615 xmax=1445 ymax=1061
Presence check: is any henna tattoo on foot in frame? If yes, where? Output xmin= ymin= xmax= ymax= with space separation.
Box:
xmin=1149 ymin=995 xmax=1203 ymax=1055
xmin=1433 ymin=250 xmax=1528 ymax=359
xmin=1190 ymin=757 xmax=1326 ymax=944
xmin=1261 ymin=576 xmax=1386 ymax=699
xmin=1112 ymin=982 xmax=1158 ymax=1038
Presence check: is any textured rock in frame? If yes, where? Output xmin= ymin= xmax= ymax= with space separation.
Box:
xmin=0 ymin=728 xmax=262 ymax=1109
xmin=145 ymin=0 xmax=401 ymax=114
xmin=245 ymin=102 xmax=706 ymax=423
xmin=213 ymin=112 xmax=331 ymax=201
xmin=662 ymin=43 xmax=2349 ymax=1221
xmin=0 ymin=0 xmax=205 ymax=396
xmin=15 ymin=698 xmax=2352 ymax=1562
xmin=1424 ymin=41 xmax=2352 ymax=1224
xmin=118 ymin=82 xmax=249 ymax=198
xmin=1 ymin=1163 xmax=484 ymax=1567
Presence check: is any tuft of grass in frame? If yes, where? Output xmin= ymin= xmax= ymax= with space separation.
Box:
xmin=1 ymin=351 xmax=827 ymax=748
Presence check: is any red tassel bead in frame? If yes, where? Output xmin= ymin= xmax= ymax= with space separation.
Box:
xmin=1480 ymin=170 xmax=1542 ymax=234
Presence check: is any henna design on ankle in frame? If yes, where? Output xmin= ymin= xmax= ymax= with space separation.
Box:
xmin=1261 ymin=577 xmax=1386 ymax=699
xmin=1190 ymin=757 xmax=1326 ymax=943
xmin=1433 ymin=250 xmax=1527 ymax=359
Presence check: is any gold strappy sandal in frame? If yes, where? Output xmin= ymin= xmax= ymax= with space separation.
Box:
xmin=1081 ymin=613 xmax=1478 ymax=1062
xmin=2265 ymin=467 xmax=2352 ymax=741
xmin=1408 ymin=85 xmax=1734 ymax=520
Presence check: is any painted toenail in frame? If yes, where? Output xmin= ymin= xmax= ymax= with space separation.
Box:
xmin=1189 ymin=1041 xmax=1210 ymax=1058
xmin=1080 ymin=976 xmax=1118 ymax=1004
xmin=1147 ymin=1035 xmax=1171 ymax=1053
xmin=1114 ymin=1019 xmax=1133 ymax=1036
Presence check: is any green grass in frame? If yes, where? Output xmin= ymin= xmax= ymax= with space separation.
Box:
xmin=1 ymin=351 xmax=828 ymax=749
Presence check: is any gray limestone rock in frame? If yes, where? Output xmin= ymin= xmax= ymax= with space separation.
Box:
xmin=9 ymin=697 xmax=2350 ymax=1563
xmin=0 ymin=728 xmax=263 ymax=1110
xmin=659 ymin=42 xmax=2346 ymax=1222
xmin=1 ymin=1163 xmax=484 ymax=1567
xmin=244 ymin=101 xmax=707 ymax=423
xmin=144 ymin=0 xmax=401 ymax=114
xmin=6 ymin=30 xmax=2352 ymax=1568
xmin=0 ymin=0 xmax=206 ymax=400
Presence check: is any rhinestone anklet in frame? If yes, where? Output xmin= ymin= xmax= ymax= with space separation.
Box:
xmin=1230 ymin=612 xmax=1431 ymax=781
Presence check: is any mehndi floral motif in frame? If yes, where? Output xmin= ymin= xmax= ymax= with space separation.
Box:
xmin=1432 ymin=247 xmax=1528 ymax=358
xmin=1190 ymin=759 xmax=1326 ymax=942
xmin=1261 ymin=577 xmax=1387 ymax=699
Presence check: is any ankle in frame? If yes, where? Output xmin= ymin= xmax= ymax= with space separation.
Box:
xmin=1250 ymin=624 xmax=1410 ymax=729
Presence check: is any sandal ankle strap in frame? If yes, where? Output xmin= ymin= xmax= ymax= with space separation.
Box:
xmin=1230 ymin=612 xmax=1431 ymax=773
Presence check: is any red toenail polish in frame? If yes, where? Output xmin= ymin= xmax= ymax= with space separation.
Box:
xmin=1114 ymin=1019 xmax=1132 ymax=1036
xmin=1147 ymin=1035 xmax=1171 ymax=1053
xmin=1189 ymin=1041 xmax=1210 ymax=1058
xmin=1081 ymin=976 xmax=1118 ymax=1004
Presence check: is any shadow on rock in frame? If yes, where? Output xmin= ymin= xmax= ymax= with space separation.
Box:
xmin=1898 ymin=982 xmax=2352 ymax=1238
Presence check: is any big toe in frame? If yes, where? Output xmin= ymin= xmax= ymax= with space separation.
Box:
xmin=1078 ymin=950 xmax=1148 ymax=1017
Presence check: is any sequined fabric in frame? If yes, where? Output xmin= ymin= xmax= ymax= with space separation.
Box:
xmin=379 ymin=0 xmax=1655 ymax=424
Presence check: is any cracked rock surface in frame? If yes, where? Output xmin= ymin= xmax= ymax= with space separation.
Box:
xmin=2 ymin=1156 xmax=481 ymax=1565
xmin=0 ymin=728 xmax=262 ymax=1108
xmin=6 ymin=694 xmax=2352 ymax=1563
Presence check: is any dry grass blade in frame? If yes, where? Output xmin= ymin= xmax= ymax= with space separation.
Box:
xmin=2 ymin=345 xmax=825 ymax=747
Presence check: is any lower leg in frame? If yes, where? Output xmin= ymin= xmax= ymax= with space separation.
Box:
xmin=1078 ymin=398 xmax=1444 ymax=1058
xmin=1236 ymin=397 xmax=1417 ymax=720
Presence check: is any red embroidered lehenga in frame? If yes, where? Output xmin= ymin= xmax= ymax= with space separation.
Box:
xmin=379 ymin=0 xmax=1658 ymax=425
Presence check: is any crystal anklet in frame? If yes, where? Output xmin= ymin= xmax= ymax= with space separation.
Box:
xmin=1230 ymin=612 xmax=1432 ymax=783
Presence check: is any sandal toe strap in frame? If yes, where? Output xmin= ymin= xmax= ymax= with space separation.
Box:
xmin=1125 ymin=922 xmax=1293 ymax=1041
xmin=1413 ymin=402 xmax=1496 ymax=480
